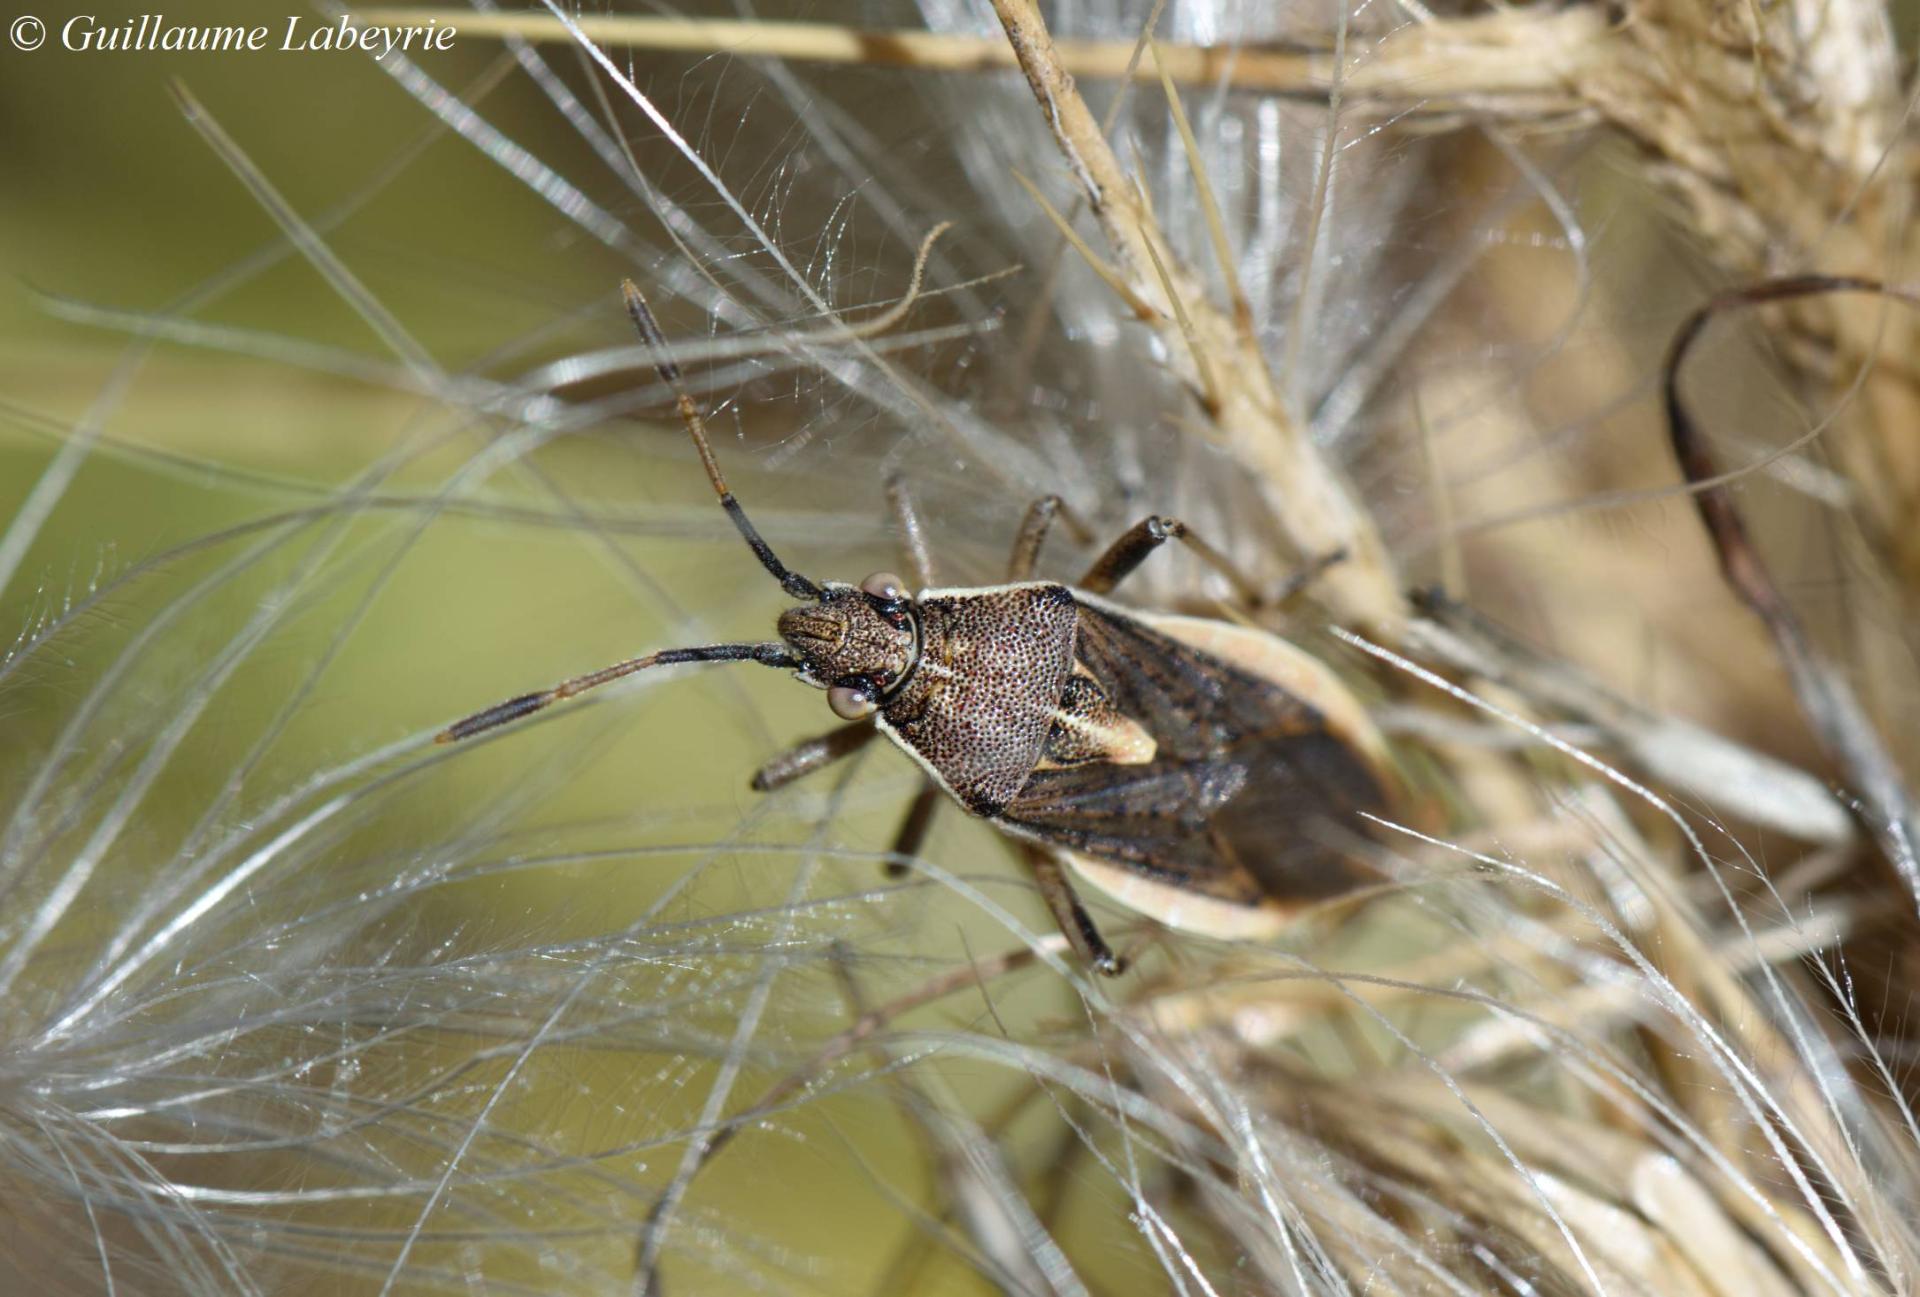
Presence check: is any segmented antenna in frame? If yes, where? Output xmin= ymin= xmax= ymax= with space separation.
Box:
xmin=621 ymin=280 xmax=824 ymax=602
xmin=435 ymin=283 xmax=826 ymax=746
xmin=436 ymin=642 xmax=796 ymax=743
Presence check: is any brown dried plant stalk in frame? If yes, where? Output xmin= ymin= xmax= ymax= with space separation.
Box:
xmin=7 ymin=1 xmax=1920 ymax=1294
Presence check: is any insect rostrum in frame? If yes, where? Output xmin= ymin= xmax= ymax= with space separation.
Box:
xmin=438 ymin=282 xmax=1395 ymax=975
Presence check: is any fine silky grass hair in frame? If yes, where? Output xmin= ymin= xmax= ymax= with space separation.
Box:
xmin=2 ymin=0 xmax=1917 ymax=1293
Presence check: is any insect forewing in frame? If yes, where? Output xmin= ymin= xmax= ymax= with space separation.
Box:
xmin=996 ymin=601 xmax=1390 ymax=932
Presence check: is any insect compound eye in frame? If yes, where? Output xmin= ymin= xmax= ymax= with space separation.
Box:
xmin=860 ymin=571 xmax=909 ymax=603
xmin=827 ymin=684 xmax=878 ymax=720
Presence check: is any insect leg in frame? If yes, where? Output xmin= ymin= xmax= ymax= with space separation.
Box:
xmin=751 ymin=715 xmax=943 ymax=878
xmin=884 ymin=475 xmax=938 ymax=589
xmin=1077 ymin=515 xmax=1262 ymax=606
xmin=749 ymin=721 xmax=879 ymax=791
xmin=1005 ymin=495 xmax=1094 ymax=580
xmin=1023 ymin=846 xmax=1124 ymax=976
xmin=885 ymin=780 xmax=943 ymax=877
xmin=1271 ymin=546 xmax=1350 ymax=606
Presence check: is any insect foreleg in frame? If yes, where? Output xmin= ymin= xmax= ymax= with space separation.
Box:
xmin=749 ymin=721 xmax=879 ymax=792
xmin=1078 ymin=515 xmax=1262 ymax=606
xmin=1024 ymin=846 xmax=1124 ymax=976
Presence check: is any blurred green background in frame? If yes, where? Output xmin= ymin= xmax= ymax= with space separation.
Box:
xmin=0 ymin=5 xmax=1106 ymax=1292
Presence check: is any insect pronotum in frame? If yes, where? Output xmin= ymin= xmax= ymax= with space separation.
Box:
xmin=437 ymin=282 xmax=1396 ymax=975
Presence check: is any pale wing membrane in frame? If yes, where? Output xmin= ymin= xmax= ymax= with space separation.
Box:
xmin=1002 ymin=604 xmax=1386 ymax=908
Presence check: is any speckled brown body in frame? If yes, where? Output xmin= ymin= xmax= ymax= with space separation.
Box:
xmin=871 ymin=582 xmax=1392 ymax=922
xmin=879 ymin=584 xmax=1079 ymax=815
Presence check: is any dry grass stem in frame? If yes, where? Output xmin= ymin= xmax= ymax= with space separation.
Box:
xmin=989 ymin=0 xmax=1407 ymax=637
xmin=7 ymin=0 xmax=1920 ymax=1292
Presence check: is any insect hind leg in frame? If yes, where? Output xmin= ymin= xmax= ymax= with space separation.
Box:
xmin=1024 ymin=846 xmax=1125 ymax=976
xmin=1077 ymin=515 xmax=1262 ymax=606
xmin=1271 ymin=546 xmax=1350 ymax=607
xmin=885 ymin=780 xmax=942 ymax=877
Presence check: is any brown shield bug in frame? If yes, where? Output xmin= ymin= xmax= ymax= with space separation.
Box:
xmin=437 ymin=282 xmax=1396 ymax=975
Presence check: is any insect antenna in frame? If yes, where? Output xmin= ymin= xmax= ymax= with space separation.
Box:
xmin=435 ymin=641 xmax=797 ymax=743
xmin=621 ymin=280 xmax=825 ymax=602
xmin=437 ymin=283 xmax=825 ymax=746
